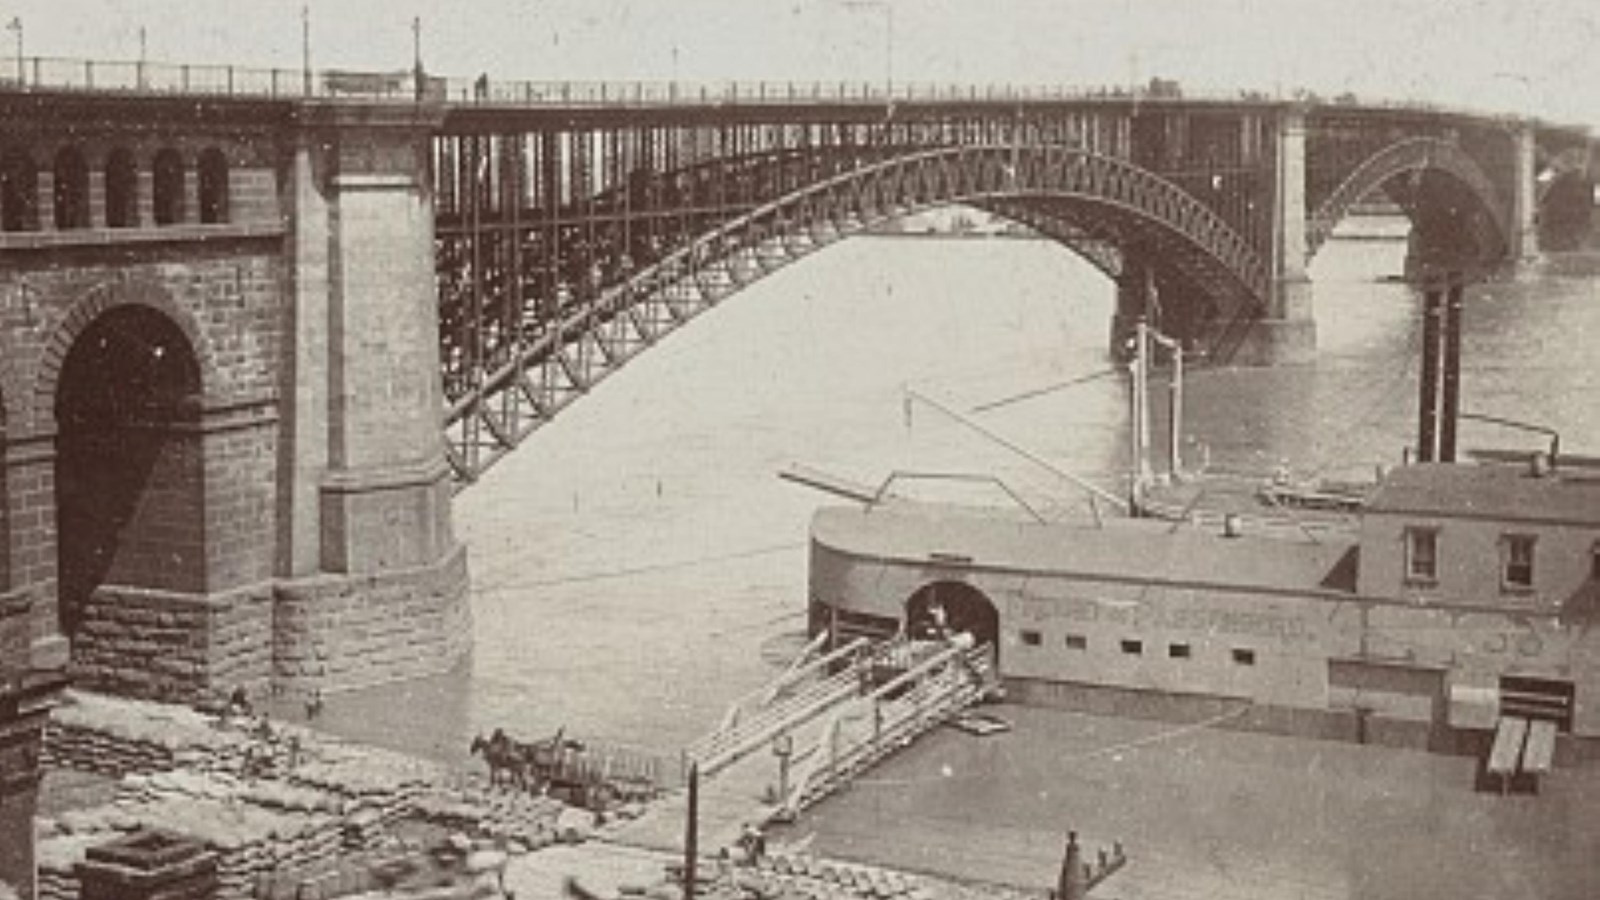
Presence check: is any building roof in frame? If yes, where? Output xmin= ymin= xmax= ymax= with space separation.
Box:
xmin=812 ymin=505 xmax=1357 ymax=598
xmin=1364 ymin=462 xmax=1600 ymax=527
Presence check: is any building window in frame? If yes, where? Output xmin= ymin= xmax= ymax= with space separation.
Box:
xmin=1404 ymin=527 xmax=1438 ymax=585
xmin=1020 ymin=629 xmax=1042 ymax=647
xmin=1065 ymin=634 xmax=1087 ymax=651
xmin=1592 ymin=541 xmax=1600 ymax=580
xmin=1120 ymin=639 xmax=1143 ymax=656
xmin=1501 ymin=535 xmax=1536 ymax=592
xmin=153 ymin=148 xmax=185 ymax=225
xmin=104 ymin=147 xmax=139 ymax=228
xmin=1169 ymin=643 xmax=1191 ymax=659
xmin=1232 ymin=648 xmax=1256 ymax=666
xmin=197 ymin=147 xmax=229 ymax=224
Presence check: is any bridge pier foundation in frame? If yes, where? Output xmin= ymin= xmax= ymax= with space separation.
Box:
xmin=1224 ymin=273 xmax=1317 ymax=366
xmin=1213 ymin=316 xmax=1318 ymax=367
xmin=272 ymin=103 xmax=472 ymax=695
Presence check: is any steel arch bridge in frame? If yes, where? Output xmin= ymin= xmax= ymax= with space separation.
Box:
xmin=433 ymin=96 xmax=1589 ymax=486
xmin=439 ymin=143 xmax=1268 ymax=482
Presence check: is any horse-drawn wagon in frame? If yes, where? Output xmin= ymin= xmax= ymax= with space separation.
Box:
xmin=470 ymin=728 xmax=665 ymax=812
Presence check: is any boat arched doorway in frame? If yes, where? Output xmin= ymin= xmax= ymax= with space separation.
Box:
xmin=904 ymin=580 xmax=999 ymax=664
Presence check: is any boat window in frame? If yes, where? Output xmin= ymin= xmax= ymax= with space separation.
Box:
xmin=1019 ymin=629 xmax=1042 ymax=647
xmin=1404 ymin=527 xmax=1438 ymax=585
xmin=1120 ymin=639 xmax=1143 ymax=656
xmin=1500 ymin=534 xmax=1536 ymax=592
xmin=1169 ymin=643 xmax=1191 ymax=659
xmin=1064 ymin=634 xmax=1087 ymax=651
xmin=1232 ymin=648 xmax=1256 ymax=666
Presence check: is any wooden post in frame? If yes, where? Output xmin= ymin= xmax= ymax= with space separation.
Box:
xmin=684 ymin=763 xmax=699 ymax=898
xmin=1440 ymin=275 xmax=1463 ymax=462
xmin=1418 ymin=283 xmax=1443 ymax=462
xmin=1058 ymin=831 xmax=1087 ymax=900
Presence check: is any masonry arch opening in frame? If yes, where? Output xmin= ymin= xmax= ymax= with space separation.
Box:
xmin=54 ymin=305 xmax=203 ymax=641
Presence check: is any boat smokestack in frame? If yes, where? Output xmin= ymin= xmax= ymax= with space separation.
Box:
xmin=1440 ymin=279 xmax=1463 ymax=462
xmin=1416 ymin=273 xmax=1464 ymax=463
xmin=1418 ymin=281 xmax=1443 ymax=463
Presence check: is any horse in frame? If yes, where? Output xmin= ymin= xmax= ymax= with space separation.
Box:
xmin=469 ymin=729 xmax=528 ymax=791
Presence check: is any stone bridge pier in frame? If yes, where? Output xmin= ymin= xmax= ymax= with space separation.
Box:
xmin=271 ymin=105 xmax=472 ymax=695
xmin=0 ymin=95 xmax=470 ymax=709
xmin=1111 ymin=109 xmax=1317 ymax=365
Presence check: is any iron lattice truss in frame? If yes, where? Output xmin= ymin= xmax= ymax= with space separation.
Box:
xmin=438 ymin=143 xmax=1269 ymax=486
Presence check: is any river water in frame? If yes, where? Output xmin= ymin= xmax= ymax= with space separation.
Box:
xmin=309 ymin=217 xmax=1600 ymax=895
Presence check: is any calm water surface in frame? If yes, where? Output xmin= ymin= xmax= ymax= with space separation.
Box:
xmin=308 ymin=220 xmax=1600 ymax=899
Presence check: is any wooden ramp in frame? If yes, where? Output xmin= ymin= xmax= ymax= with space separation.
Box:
xmin=605 ymin=637 xmax=994 ymax=855
xmin=1483 ymin=715 xmax=1558 ymax=795
xmin=1522 ymin=719 xmax=1557 ymax=776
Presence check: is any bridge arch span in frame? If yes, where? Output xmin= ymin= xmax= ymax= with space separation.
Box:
xmin=1536 ymin=146 xmax=1591 ymax=202
xmin=1307 ymin=137 xmax=1509 ymax=263
xmin=444 ymin=144 xmax=1267 ymax=483
xmin=1536 ymin=146 xmax=1594 ymax=251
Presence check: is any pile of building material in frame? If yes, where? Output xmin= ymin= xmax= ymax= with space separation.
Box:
xmin=35 ymin=690 xmax=617 ymax=900
xmin=43 ymin=692 xmax=250 ymax=777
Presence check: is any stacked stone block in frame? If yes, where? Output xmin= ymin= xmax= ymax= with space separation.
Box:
xmin=273 ymin=546 xmax=471 ymax=692
xmin=69 ymin=586 xmax=275 ymax=703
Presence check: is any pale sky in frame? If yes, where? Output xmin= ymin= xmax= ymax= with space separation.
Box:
xmin=8 ymin=0 xmax=1599 ymax=125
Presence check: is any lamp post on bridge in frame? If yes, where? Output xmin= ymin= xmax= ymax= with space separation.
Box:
xmin=6 ymin=17 xmax=22 ymax=86
xmin=842 ymin=0 xmax=893 ymax=99
xmin=411 ymin=15 xmax=425 ymax=101
xmin=301 ymin=5 xmax=311 ymax=97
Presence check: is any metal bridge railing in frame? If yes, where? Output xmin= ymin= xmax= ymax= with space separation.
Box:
xmin=0 ymin=52 xmax=1569 ymax=127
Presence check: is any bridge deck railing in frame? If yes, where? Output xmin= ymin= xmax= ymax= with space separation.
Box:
xmin=0 ymin=55 xmax=1174 ymax=105
xmin=0 ymin=53 xmax=1568 ymax=128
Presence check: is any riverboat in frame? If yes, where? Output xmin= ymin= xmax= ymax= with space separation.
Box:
xmin=807 ymin=451 xmax=1600 ymax=770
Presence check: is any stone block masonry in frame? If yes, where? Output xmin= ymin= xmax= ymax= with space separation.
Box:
xmin=70 ymin=585 xmax=274 ymax=704
xmin=273 ymin=545 xmax=472 ymax=693
xmin=0 ymin=97 xmax=474 ymax=708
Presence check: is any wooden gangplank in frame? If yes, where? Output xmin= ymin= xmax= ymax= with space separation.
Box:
xmin=1521 ymin=719 xmax=1558 ymax=776
xmin=1487 ymin=715 xmax=1529 ymax=787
